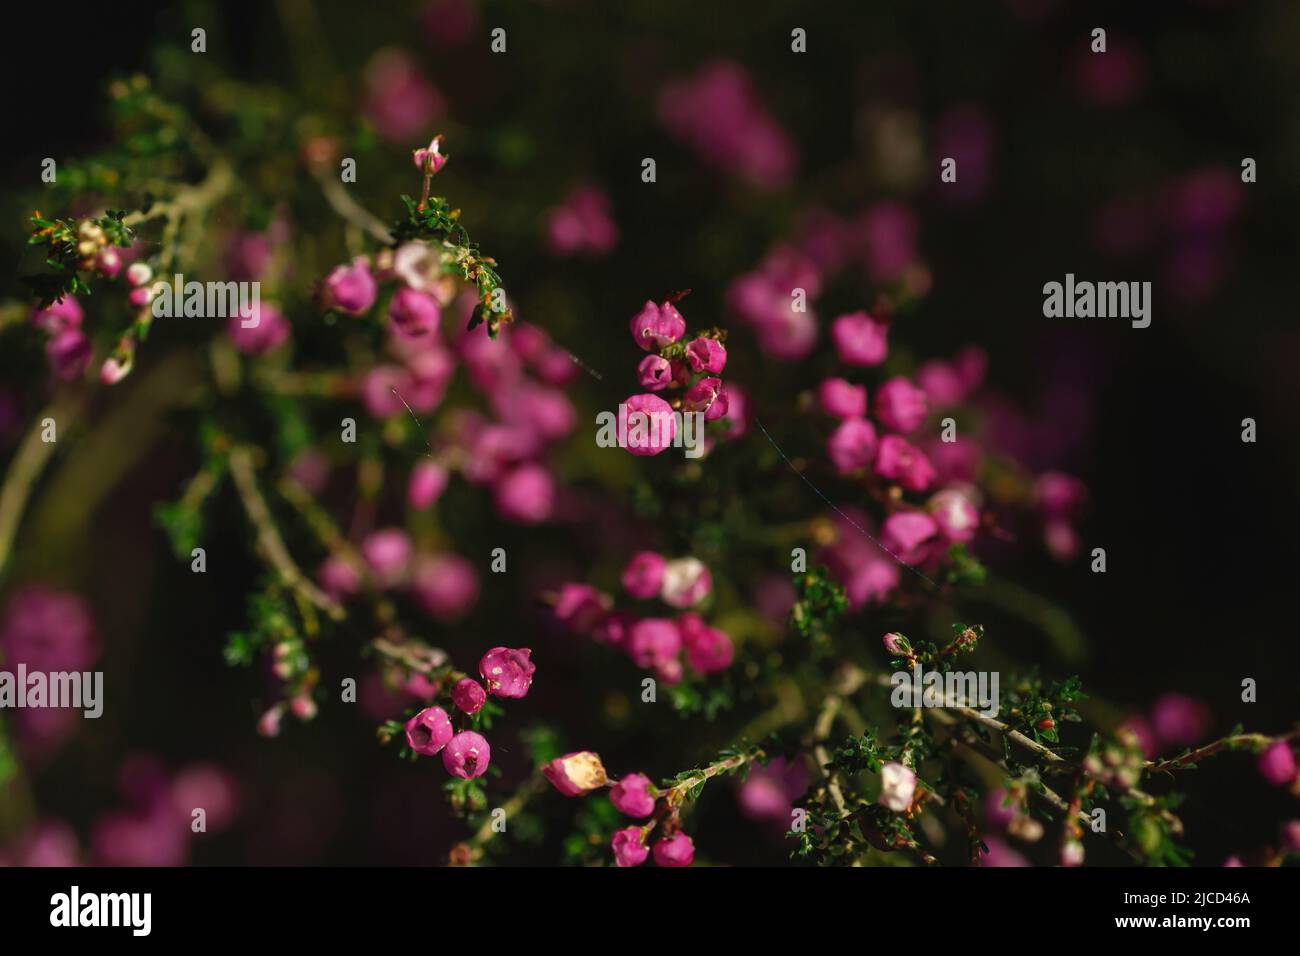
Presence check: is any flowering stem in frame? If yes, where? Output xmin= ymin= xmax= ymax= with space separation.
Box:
xmin=0 ymin=399 xmax=78 ymax=579
xmin=228 ymin=445 xmax=344 ymax=620
xmin=1145 ymin=728 xmax=1300 ymax=774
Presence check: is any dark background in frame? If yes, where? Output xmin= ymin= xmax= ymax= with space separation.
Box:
xmin=1 ymin=0 xmax=1297 ymax=864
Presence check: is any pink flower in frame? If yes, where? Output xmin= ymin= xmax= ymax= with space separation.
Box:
xmin=545 ymin=186 xmax=619 ymax=257
xmin=407 ymin=461 xmax=449 ymax=510
xmin=979 ymin=836 xmax=1030 ymax=867
xmin=818 ymin=378 xmax=867 ymax=419
xmin=552 ymin=584 xmax=612 ymax=636
xmin=682 ymin=377 xmax=729 ymax=421
xmin=879 ymin=762 xmax=916 ymax=812
xmin=479 ymin=646 xmax=535 ymax=699
xmin=404 ymin=706 xmax=454 ymax=756
xmin=323 ymin=258 xmax=378 ymax=316
xmin=1117 ymin=716 xmax=1158 ymax=760
xmin=874 ymin=435 xmax=936 ymax=492
xmin=1259 ymin=741 xmax=1297 ymax=787
xmin=317 ymin=557 xmax=361 ymax=600
xmin=442 ymin=731 xmax=491 ymax=779
xmin=618 ymin=393 xmax=677 ymax=456
xmin=652 ymin=832 xmax=695 ymax=867
xmin=827 ymin=418 xmax=877 ymax=475
xmin=628 ymin=300 xmax=686 ymax=352
xmin=410 ymin=553 xmax=479 ymax=621
xmin=494 ymin=464 xmax=555 ymax=525
xmin=637 ymin=355 xmax=673 ymax=391
xmin=362 ymin=365 xmax=414 ymax=419
xmin=610 ymin=772 xmax=657 ymax=818
xmin=411 ymin=134 xmax=447 ymax=175
xmin=928 ymin=489 xmax=979 ymax=543
xmin=451 ymin=678 xmax=486 ymax=715
xmin=685 ymin=337 xmax=727 ymax=374
xmin=389 ymin=286 xmax=441 ymax=337
xmin=542 ymin=751 xmax=609 ymax=796
xmin=361 ymin=528 xmax=412 ymax=587
xmin=1036 ymin=472 xmax=1087 ymax=518
xmin=830 ymin=312 xmax=888 ymax=366
xmin=1150 ymin=693 xmax=1210 ymax=748
xmin=363 ymin=51 xmax=444 ymax=142
xmin=881 ymin=511 xmax=939 ymax=563
xmin=32 ymin=295 xmax=84 ymax=333
xmin=169 ymin=765 xmax=239 ymax=833
xmin=874 ymin=377 xmax=929 ymax=434
xmin=612 ymin=827 xmax=649 ymax=867
xmin=622 ymin=551 xmax=667 ymax=600
xmin=1 ymin=587 xmax=98 ymax=673
xmin=682 ymin=621 xmax=734 ymax=674
xmin=660 ymin=557 xmax=712 ymax=609
xmin=45 ymin=328 xmax=92 ymax=381
xmin=658 ymin=60 xmax=795 ymax=189
xmin=227 ymin=303 xmax=290 ymax=355
xmin=627 ymin=618 xmax=682 ymax=668
xmin=737 ymin=756 xmax=807 ymax=823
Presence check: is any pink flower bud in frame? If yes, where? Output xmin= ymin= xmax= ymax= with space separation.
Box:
xmin=818 ymin=377 xmax=867 ymax=419
xmin=407 ymin=461 xmax=449 ymax=510
xmin=442 ymin=731 xmax=491 ymax=778
xmin=479 ymin=646 xmax=535 ymax=698
xmin=928 ymin=489 xmax=978 ymax=543
xmin=830 ymin=311 xmax=887 ymax=366
xmin=622 ymin=551 xmax=667 ymax=600
xmin=127 ymin=286 xmax=153 ymax=308
xmin=451 ymin=678 xmax=486 ymax=715
xmin=881 ymin=511 xmax=939 ymax=562
xmin=290 ymin=694 xmax=317 ymax=720
xmin=627 ymin=618 xmax=682 ymax=668
xmin=1061 ymin=839 xmax=1085 ymax=867
xmin=874 ymin=377 xmax=929 ymax=434
xmin=827 ymin=418 xmax=877 ymax=475
xmin=45 ymin=328 xmax=92 ymax=381
xmin=612 ymin=827 xmax=649 ymax=867
xmin=610 ymin=772 xmax=657 ymax=818
xmin=323 ymin=258 xmax=378 ymax=316
xmin=652 ymin=832 xmax=695 ymax=867
xmin=405 ymin=706 xmax=454 ymax=755
xmin=494 ymin=463 xmax=555 ymax=524
xmin=660 ymin=557 xmax=712 ymax=609
xmin=361 ymin=528 xmax=412 ymax=588
xmin=389 ymin=286 xmax=441 ymax=337
xmin=552 ymin=583 xmax=611 ymax=636
xmin=682 ymin=622 xmax=734 ymax=674
xmin=1259 ymin=741 xmax=1297 ymax=787
xmin=317 ymin=556 xmax=361 ymax=599
xmin=257 ymin=705 xmax=284 ymax=738
xmin=682 ymin=376 xmax=728 ymax=420
xmin=32 ymin=295 xmax=84 ymax=333
xmin=879 ymin=761 xmax=916 ymax=812
xmin=685 ymin=337 xmax=727 ymax=373
xmin=126 ymin=262 xmax=153 ymax=288
xmin=542 ymin=751 xmax=609 ymax=796
xmin=629 ymin=300 xmax=687 ymax=351
xmin=227 ymin=304 xmax=290 ymax=355
xmin=636 ymin=354 xmax=673 ymax=391
xmin=874 ymin=435 xmax=936 ymax=492
xmin=882 ymin=632 xmax=911 ymax=656
xmin=411 ymin=135 xmax=447 ymax=174
xmin=95 ymin=247 xmax=123 ymax=279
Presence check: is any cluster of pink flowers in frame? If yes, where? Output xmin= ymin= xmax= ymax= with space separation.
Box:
xmin=0 ymin=756 xmax=238 ymax=867
xmin=726 ymin=202 xmax=928 ymax=362
xmin=401 ymin=647 xmax=535 ymax=780
xmin=657 ymin=60 xmax=796 ymax=190
xmin=0 ymin=586 xmax=100 ymax=763
xmin=620 ymin=296 xmax=742 ymax=456
xmin=362 ymin=50 xmax=445 ymax=142
xmin=551 ymin=553 xmax=732 ymax=685
xmin=545 ymin=186 xmax=619 ymax=257
xmin=539 ymin=751 xmax=695 ymax=866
